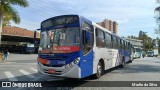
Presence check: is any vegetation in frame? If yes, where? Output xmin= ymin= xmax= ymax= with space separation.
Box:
xmin=0 ymin=0 xmax=29 ymax=43
xmin=155 ymin=0 xmax=160 ymax=35
xmin=127 ymin=31 xmax=160 ymax=52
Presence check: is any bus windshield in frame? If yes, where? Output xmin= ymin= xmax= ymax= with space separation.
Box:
xmin=40 ymin=27 xmax=80 ymax=52
xmin=147 ymin=52 xmax=153 ymax=54
xmin=135 ymin=48 xmax=142 ymax=52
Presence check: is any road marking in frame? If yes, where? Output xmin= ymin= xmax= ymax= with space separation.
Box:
xmin=30 ymin=68 xmax=38 ymax=72
xmin=19 ymin=70 xmax=36 ymax=78
xmin=0 ymin=61 xmax=16 ymax=64
xmin=4 ymin=71 xmax=18 ymax=81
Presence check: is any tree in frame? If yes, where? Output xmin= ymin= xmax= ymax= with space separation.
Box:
xmin=155 ymin=0 xmax=160 ymax=35
xmin=156 ymin=0 xmax=160 ymax=3
xmin=3 ymin=13 xmax=12 ymax=26
xmin=156 ymin=37 xmax=160 ymax=53
xmin=138 ymin=31 xmax=143 ymax=39
xmin=0 ymin=0 xmax=29 ymax=44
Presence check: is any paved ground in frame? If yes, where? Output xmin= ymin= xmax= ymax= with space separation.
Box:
xmin=0 ymin=54 xmax=160 ymax=90
xmin=0 ymin=54 xmax=38 ymax=81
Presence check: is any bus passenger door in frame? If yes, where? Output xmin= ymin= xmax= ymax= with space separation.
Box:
xmin=80 ymin=20 xmax=94 ymax=78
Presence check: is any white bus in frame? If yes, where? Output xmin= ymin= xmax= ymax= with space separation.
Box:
xmin=133 ymin=47 xmax=142 ymax=58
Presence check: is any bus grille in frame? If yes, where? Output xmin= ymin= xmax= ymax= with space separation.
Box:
xmin=39 ymin=54 xmax=67 ymax=60
xmin=42 ymin=64 xmax=63 ymax=67
xmin=43 ymin=69 xmax=62 ymax=75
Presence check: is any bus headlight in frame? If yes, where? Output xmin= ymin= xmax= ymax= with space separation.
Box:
xmin=65 ymin=64 xmax=70 ymax=69
xmin=69 ymin=63 xmax=73 ymax=67
xmin=65 ymin=57 xmax=80 ymax=69
xmin=74 ymin=57 xmax=80 ymax=64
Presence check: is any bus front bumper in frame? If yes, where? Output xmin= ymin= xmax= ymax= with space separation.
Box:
xmin=37 ymin=61 xmax=81 ymax=78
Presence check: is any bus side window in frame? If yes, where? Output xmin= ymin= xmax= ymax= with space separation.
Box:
xmin=124 ymin=42 xmax=126 ymax=50
xmin=121 ymin=40 xmax=124 ymax=50
xmin=116 ymin=37 xmax=119 ymax=49
xmin=120 ymin=39 xmax=122 ymax=49
xmin=105 ymin=33 xmax=112 ymax=48
xmin=127 ymin=43 xmax=129 ymax=50
xmin=126 ymin=42 xmax=128 ymax=50
xmin=128 ymin=43 xmax=131 ymax=53
xmin=112 ymin=36 xmax=117 ymax=49
xmin=82 ymin=22 xmax=94 ymax=55
xmin=117 ymin=38 xmax=121 ymax=49
xmin=96 ymin=28 xmax=105 ymax=48
xmin=129 ymin=43 xmax=131 ymax=51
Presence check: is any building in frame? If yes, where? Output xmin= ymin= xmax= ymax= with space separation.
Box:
xmin=102 ymin=19 xmax=109 ymax=30
xmin=97 ymin=19 xmax=118 ymax=34
xmin=124 ymin=38 xmax=143 ymax=48
xmin=124 ymin=38 xmax=144 ymax=58
xmin=113 ymin=21 xmax=118 ymax=34
xmin=1 ymin=26 xmax=40 ymax=53
xmin=109 ymin=20 xmax=113 ymax=32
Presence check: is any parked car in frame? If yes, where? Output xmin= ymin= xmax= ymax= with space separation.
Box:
xmin=147 ymin=49 xmax=159 ymax=57
xmin=147 ymin=51 xmax=154 ymax=57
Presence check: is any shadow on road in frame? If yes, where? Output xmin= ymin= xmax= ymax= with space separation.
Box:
xmin=116 ymin=62 xmax=160 ymax=74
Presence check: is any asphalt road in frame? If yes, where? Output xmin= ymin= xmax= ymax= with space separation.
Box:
xmin=0 ymin=54 xmax=160 ymax=90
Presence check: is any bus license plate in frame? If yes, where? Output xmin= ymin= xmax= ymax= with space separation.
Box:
xmin=48 ymin=69 xmax=55 ymax=74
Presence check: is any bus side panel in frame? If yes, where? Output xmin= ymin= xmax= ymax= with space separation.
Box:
xmin=93 ymin=47 xmax=112 ymax=74
xmin=79 ymin=50 xmax=94 ymax=78
xmin=124 ymin=50 xmax=130 ymax=63
xmin=112 ymin=49 xmax=121 ymax=67
xmin=118 ymin=49 xmax=124 ymax=65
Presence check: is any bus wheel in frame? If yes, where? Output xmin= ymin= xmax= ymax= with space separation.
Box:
xmin=120 ymin=58 xmax=125 ymax=68
xmin=129 ymin=58 xmax=132 ymax=63
xmin=94 ymin=61 xmax=103 ymax=79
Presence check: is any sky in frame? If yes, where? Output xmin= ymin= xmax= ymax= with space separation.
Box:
xmin=11 ymin=0 xmax=159 ymax=38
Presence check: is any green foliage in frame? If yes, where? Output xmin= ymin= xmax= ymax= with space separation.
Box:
xmin=155 ymin=0 xmax=160 ymax=35
xmin=0 ymin=0 xmax=29 ymax=25
xmin=156 ymin=0 xmax=160 ymax=3
xmin=128 ymin=31 xmax=160 ymax=52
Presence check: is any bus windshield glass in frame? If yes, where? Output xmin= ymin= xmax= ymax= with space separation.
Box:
xmin=40 ymin=27 xmax=80 ymax=53
xmin=135 ymin=48 xmax=142 ymax=52
xmin=147 ymin=52 xmax=153 ymax=54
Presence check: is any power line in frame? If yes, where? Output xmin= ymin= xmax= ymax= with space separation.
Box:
xmin=31 ymin=0 xmax=70 ymax=14
xmin=37 ymin=0 xmax=76 ymax=14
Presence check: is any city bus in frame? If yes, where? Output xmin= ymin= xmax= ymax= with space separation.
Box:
xmin=37 ymin=15 xmax=133 ymax=79
xmin=25 ymin=44 xmax=35 ymax=54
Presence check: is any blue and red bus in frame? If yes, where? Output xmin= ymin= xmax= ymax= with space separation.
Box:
xmin=37 ymin=15 xmax=133 ymax=79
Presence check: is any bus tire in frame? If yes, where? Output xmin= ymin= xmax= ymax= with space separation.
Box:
xmin=120 ymin=57 xmax=125 ymax=68
xmin=93 ymin=61 xmax=104 ymax=79
xmin=129 ymin=57 xmax=133 ymax=63
xmin=129 ymin=60 xmax=132 ymax=63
